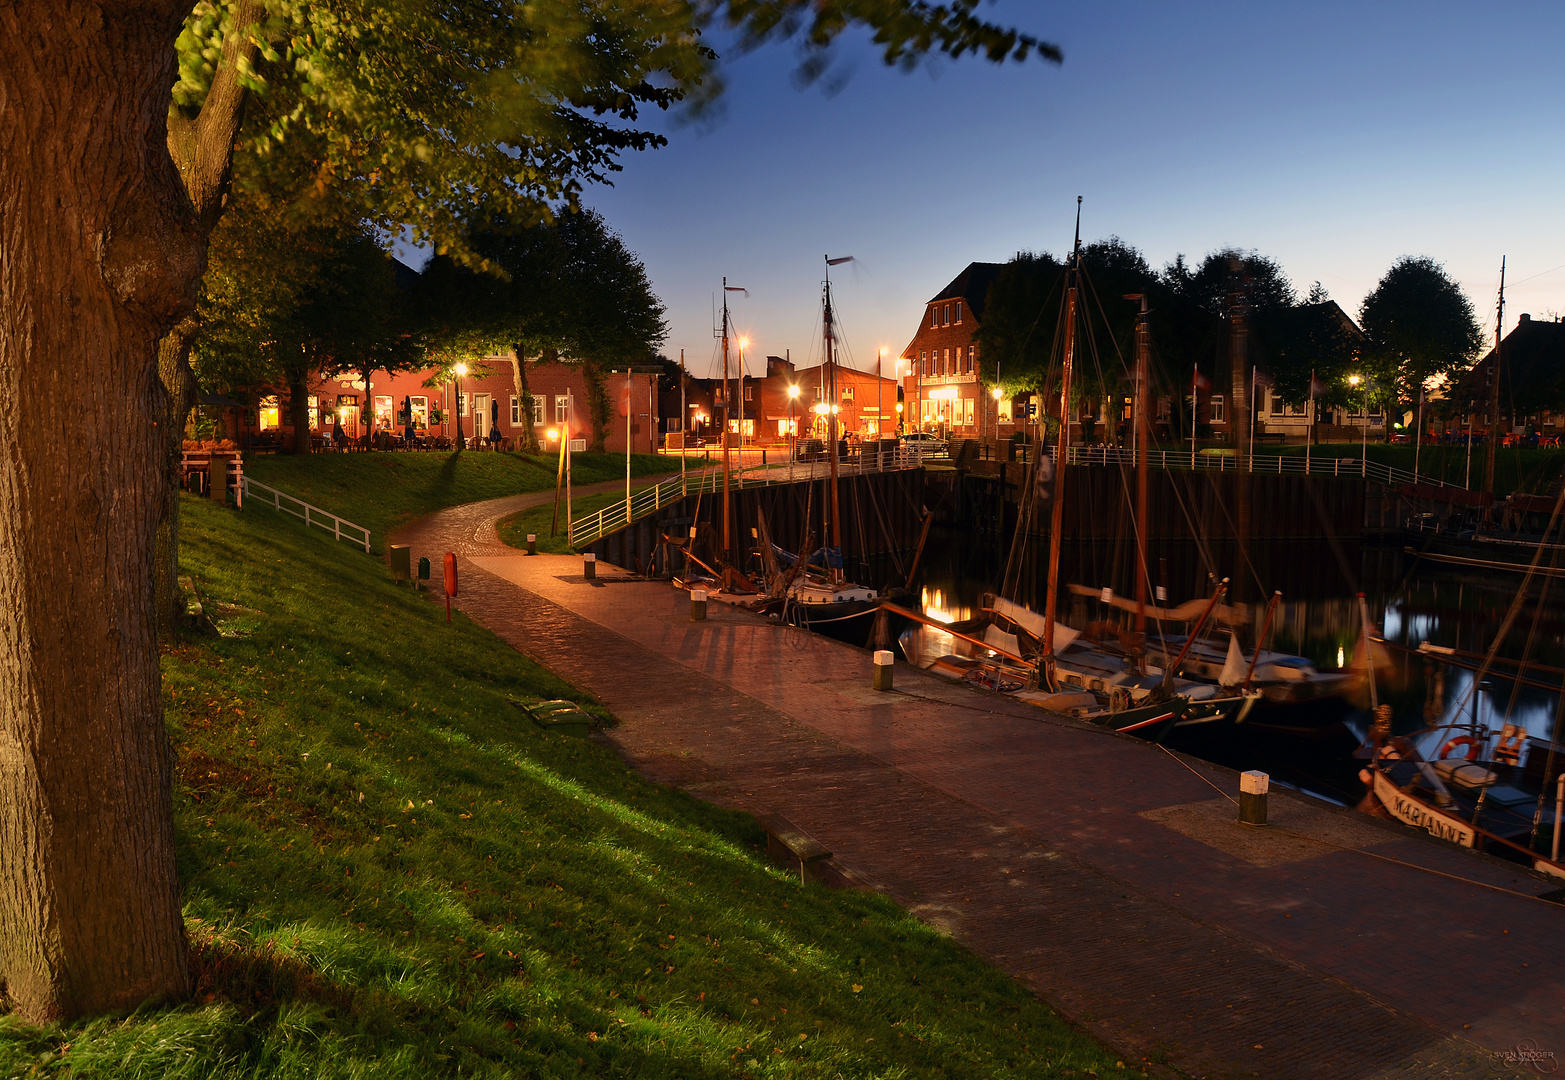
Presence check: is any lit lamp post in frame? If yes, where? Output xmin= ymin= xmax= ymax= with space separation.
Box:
xmin=991 ymin=386 xmax=1003 ymax=445
xmin=877 ymin=347 xmax=887 ymax=445
xmin=1348 ymin=373 xmax=1367 ymax=475
xmin=454 ymin=362 xmax=469 ymax=450
xmin=737 ymin=336 xmax=749 ymax=462
xmin=787 ymin=384 xmax=800 ymax=479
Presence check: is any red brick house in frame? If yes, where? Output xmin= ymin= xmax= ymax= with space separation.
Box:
xmin=899 ymin=262 xmax=1017 ymax=440
xmin=659 ymin=355 xmax=898 ymax=446
xmin=233 ymin=357 xmax=657 ymax=453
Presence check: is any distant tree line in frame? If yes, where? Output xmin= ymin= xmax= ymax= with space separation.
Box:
xmin=976 ymin=241 xmax=1484 ymax=438
xmin=193 ymin=201 xmax=666 ymax=456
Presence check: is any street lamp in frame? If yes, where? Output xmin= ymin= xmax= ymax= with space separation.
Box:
xmin=878 ymin=347 xmax=887 ymax=443
xmin=737 ymin=336 xmax=750 ymax=457
xmin=1348 ymin=373 xmax=1367 ymax=472
xmin=453 ymin=362 xmax=469 ymax=450
xmin=787 ymin=384 xmax=800 ymax=475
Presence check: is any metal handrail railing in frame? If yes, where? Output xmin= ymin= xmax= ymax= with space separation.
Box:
xmin=1063 ymin=445 xmax=1452 ymax=488
xmin=567 ymin=446 xmax=932 ymax=548
xmin=240 ymin=476 xmax=372 ymax=553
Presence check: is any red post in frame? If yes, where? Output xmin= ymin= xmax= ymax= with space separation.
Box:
xmin=443 ymin=551 xmax=458 ymax=623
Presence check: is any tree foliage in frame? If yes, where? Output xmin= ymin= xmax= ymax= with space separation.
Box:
xmin=1359 ymin=255 xmax=1484 ymax=405
xmin=417 ymin=210 xmax=667 ymax=452
xmin=195 ymin=194 xmax=413 ymax=451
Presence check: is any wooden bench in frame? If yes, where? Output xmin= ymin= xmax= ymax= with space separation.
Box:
xmin=759 ymin=814 xmax=832 ymax=883
xmin=1255 ymin=431 xmax=1287 ymax=444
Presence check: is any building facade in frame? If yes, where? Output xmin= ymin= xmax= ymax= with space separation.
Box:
xmin=231 ymin=357 xmax=657 ymax=453
xmin=898 ymin=262 xmax=1013 ymax=440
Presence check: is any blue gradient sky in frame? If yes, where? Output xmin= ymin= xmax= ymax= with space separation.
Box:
xmin=579 ymin=1 xmax=1565 ymax=380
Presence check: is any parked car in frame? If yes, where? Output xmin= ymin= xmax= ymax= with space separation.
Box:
xmin=899 ymin=431 xmax=947 ymax=454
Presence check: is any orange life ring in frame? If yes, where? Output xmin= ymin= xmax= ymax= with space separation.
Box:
xmin=1440 ymin=736 xmax=1480 ymax=761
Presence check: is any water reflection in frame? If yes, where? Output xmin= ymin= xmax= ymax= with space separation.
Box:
xmin=891 ymin=527 xmax=1565 ymax=800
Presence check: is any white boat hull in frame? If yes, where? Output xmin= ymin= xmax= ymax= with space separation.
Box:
xmin=1372 ymin=771 xmax=1476 ymax=848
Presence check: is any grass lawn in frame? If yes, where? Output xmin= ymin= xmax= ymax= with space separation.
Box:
xmin=496 ymin=486 xmax=663 ymax=555
xmin=1272 ymin=442 xmax=1565 ymax=495
xmin=243 ymin=450 xmax=697 ymax=553
xmin=0 ymin=495 xmax=1127 ymax=1078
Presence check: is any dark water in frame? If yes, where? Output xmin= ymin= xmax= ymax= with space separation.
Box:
xmin=889 ymin=527 xmax=1565 ymax=806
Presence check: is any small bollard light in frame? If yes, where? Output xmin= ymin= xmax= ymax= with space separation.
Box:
xmin=527 ymin=533 xmax=537 ymax=555
xmin=583 ymin=552 xmax=596 ymax=580
xmin=690 ymin=588 xmax=708 ymax=621
xmin=1239 ymin=770 xmax=1269 ymax=826
xmin=873 ymin=650 xmax=895 ymax=692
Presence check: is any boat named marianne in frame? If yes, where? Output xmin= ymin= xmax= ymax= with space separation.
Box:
xmin=1372 ymin=771 xmax=1476 ymax=847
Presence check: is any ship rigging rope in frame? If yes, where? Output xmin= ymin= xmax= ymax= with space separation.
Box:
xmin=1153 ymin=746 xmax=1563 ymax=907
xmin=875 ymin=684 xmax=1562 ymax=904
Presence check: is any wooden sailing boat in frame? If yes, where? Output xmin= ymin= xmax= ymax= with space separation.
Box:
xmin=1364 ymin=481 xmax=1565 ymax=876
xmin=783 ymin=256 xmax=880 ymax=626
xmin=908 ymin=201 xmax=1249 ymax=734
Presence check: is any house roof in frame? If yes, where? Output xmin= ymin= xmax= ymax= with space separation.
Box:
xmin=928 ymin=262 xmax=1007 ymax=321
xmin=1446 ymin=314 xmax=1565 ymax=410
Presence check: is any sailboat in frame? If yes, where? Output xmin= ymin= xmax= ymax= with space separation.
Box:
xmin=1363 ymin=481 xmax=1565 ymax=876
xmin=908 ymin=201 xmax=1252 ymax=735
xmin=776 ymin=257 xmax=883 ymax=630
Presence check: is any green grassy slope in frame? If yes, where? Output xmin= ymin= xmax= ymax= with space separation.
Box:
xmin=0 ymin=497 xmax=1126 ymax=1078
xmin=243 ymin=451 xmax=691 ymax=552
xmin=1273 ymin=442 xmax=1564 ymax=495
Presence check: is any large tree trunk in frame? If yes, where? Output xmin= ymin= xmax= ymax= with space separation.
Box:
xmin=509 ymin=347 xmax=540 ymax=453
xmin=289 ymin=374 xmax=313 ymax=454
xmin=154 ymin=317 xmax=200 ymax=639
xmin=362 ymin=364 xmax=376 ymax=449
xmin=583 ymin=361 xmax=610 ymax=453
xmin=151 ymin=0 xmax=258 ymax=641
xmin=0 ymin=0 xmax=201 ymax=1020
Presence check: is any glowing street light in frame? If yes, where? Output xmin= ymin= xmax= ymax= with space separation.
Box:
xmin=452 ymin=362 xmax=469 ymax=449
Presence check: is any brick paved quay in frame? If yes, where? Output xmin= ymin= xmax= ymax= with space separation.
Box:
xmin=395 ymin=488 xmax=1563 ymax=1078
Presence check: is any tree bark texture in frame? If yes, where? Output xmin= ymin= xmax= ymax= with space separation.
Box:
xmin=582 ymin=361 xmax=610 ymax=453
xmin=0 ymin=0 xmax=201 ymax=1019
xmin=508 ymin=347 xmax=540 ymax=453
xmin=150 ymin=2 xmax=257 ymax=630
xmin=361 ymin=365 xmax=376 ymax=449
xmin=289 ymin=374 xmax=312 ymax=453
xmin=153 ymin=317 xmax=199 ymax=640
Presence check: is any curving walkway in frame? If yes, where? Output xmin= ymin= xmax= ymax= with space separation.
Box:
xmin=393 ymin=491 xmax=1562 ymax=1080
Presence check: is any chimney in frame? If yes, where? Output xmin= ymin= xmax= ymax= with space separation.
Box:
xmin=1520 ymin=313 xmax=1532 ymax=322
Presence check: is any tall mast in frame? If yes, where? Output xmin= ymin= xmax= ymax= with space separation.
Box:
xmin=824 ymin=258 xmax=842 ymax=572
xmin=1042 ymin=197 xmax=1083 ymax=678
xmin=1129 ymin=292 xmax=1151 ymax=636
xmin=721 ymin=278 xmax=732 ymax=556
xmin=1483 ymin=256 xmax=1505 ymax=517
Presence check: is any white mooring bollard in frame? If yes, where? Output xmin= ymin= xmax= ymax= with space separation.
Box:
xmin=873 ymin=649 xmax=895 ymax=692
xmin=690 ymin=588 xmax=708 ymax=621
xmin=583 ymin=552 xmax=596 ymax=580
xmin=526 ymin=533 xmax=537 ymax=555
xmin=1239 ymin=770 xmax=1269 ymax=826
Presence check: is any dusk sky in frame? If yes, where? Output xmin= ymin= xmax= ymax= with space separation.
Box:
xmin=578 ymin=0 xmax=1565 ymax=382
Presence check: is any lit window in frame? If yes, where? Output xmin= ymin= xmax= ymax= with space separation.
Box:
xmin=842 ymin=386 xmax=855 ymax=404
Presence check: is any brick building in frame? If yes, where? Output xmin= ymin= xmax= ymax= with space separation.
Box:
xmin=898 ymin=262 xmax=1016 ymax=440
xmin=233 ymin=356 xmax=658 ymax=453
xmin=659 ymin=355 xmax=898 ymax=446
